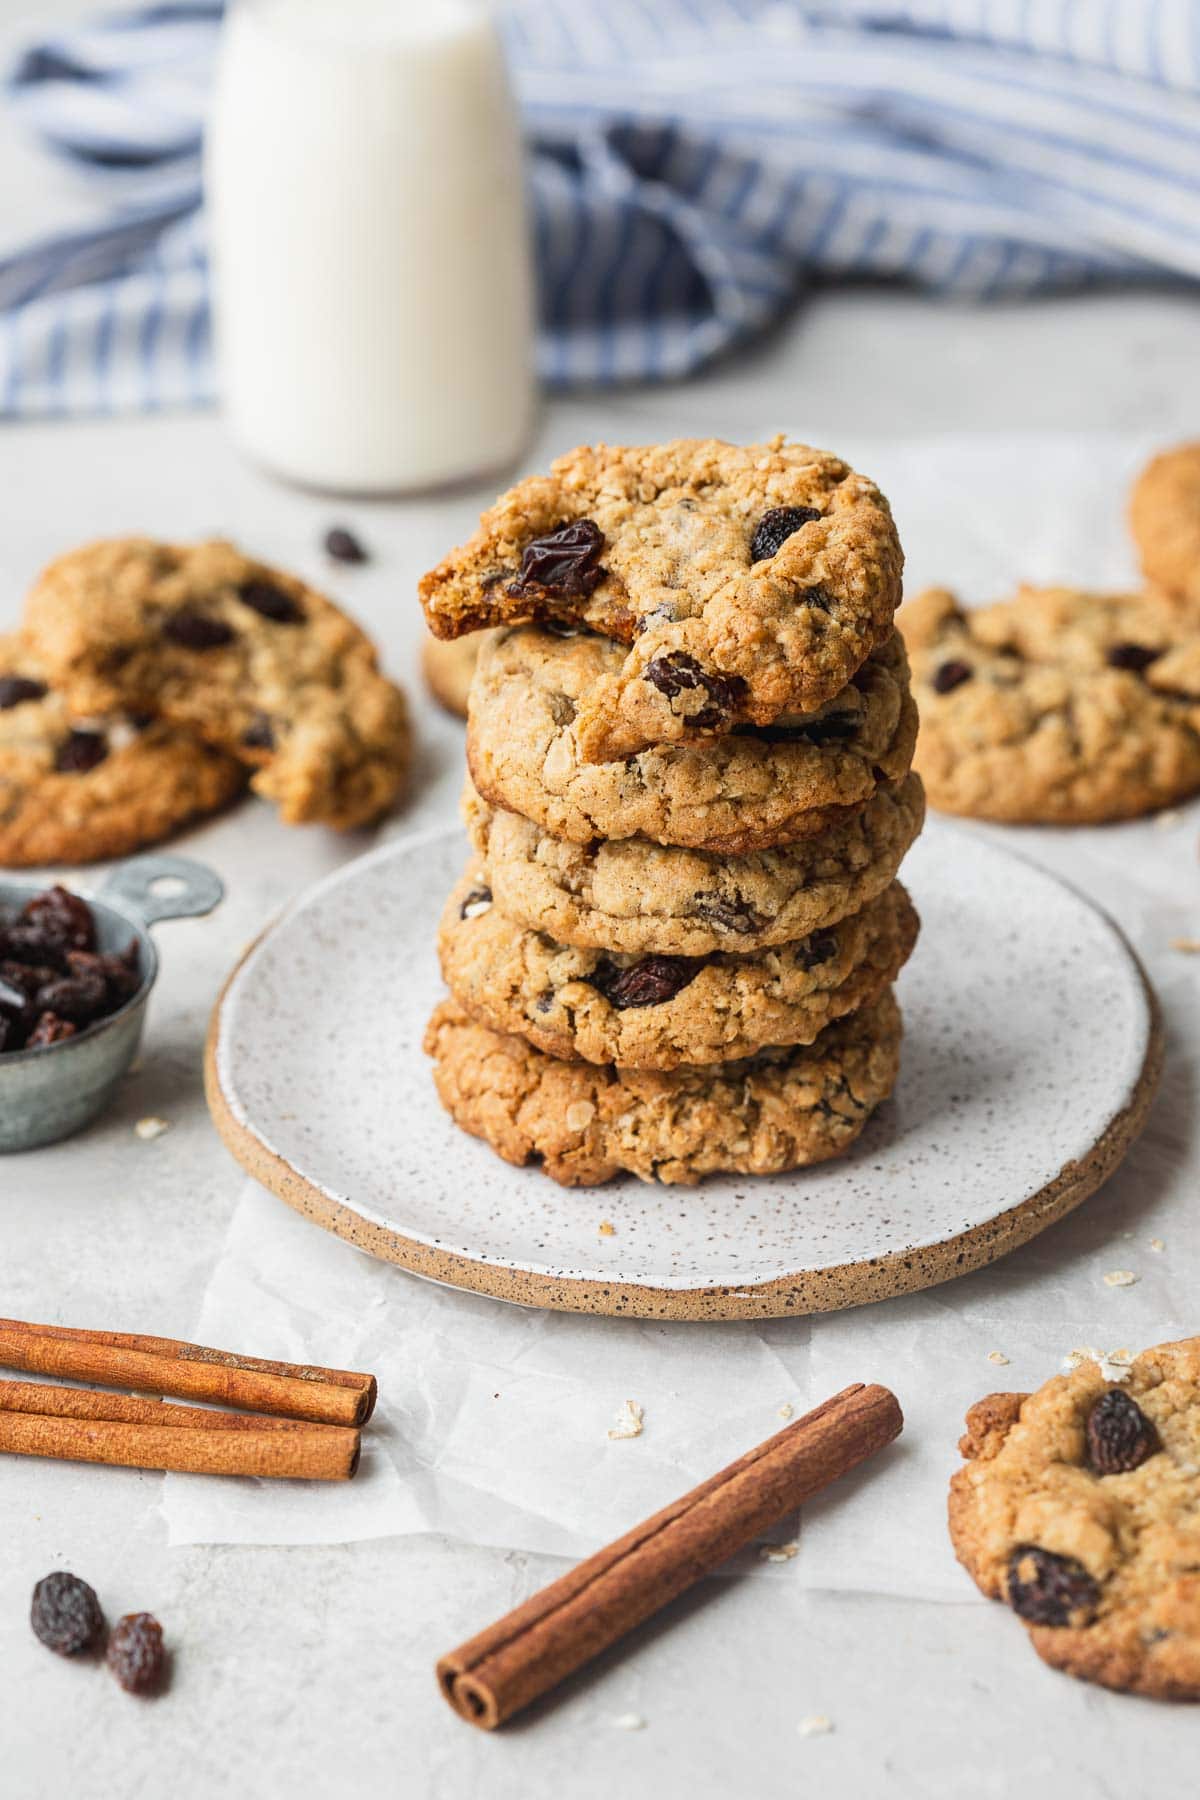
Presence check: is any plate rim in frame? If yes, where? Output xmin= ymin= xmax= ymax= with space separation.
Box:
xmin=205 ymin=826 xmax=1164 ymax=1321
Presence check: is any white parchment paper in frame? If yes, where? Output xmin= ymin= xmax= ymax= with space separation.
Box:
xmin=162 ymin=434 xmax=1198 ymax=1599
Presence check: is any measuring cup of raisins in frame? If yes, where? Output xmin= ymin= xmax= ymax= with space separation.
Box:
xmin=0 ymin=853 xmax=223 ymax=1151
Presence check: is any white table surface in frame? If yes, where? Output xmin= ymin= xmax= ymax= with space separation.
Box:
xmin=3 ymin=12 xmax=1200 ymax=1786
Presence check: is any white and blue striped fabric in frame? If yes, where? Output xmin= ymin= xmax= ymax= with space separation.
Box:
xmin=5 ymin=0 xmax=1200 ymax=415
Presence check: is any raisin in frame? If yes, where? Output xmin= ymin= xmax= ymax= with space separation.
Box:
xmin=508 ymin=519 xmax=606 ymax=601
xmin=932 ymin=659 xmax=972 ymax=694
xmin=796 ymin=928 xmax=838 ymax=970
xmin=1085 ymin=1388 xmax=1158 ymax=1475
xmin=18 ymin=885 xmax=95 ymax=956
xmin=30 ymin=1572 xmax=104 ymax=1656
xmin=0 ymin=674 xmax=48 ymax=709
xmin=35 ymin=962 xmax=107 ymax=1024
xmin=241 ymin=712 xmax=275 ymax=750
xmin=591 ymin=955 xmax=700 ymax=1009
xmin=1106 ymin=642 xmax=1161 ymax=673
xmin=323 ymin=526 xmax=368 ymax=564
xmin=238 ymin=579 xmax=304 ymax=625
xmin=96 ymin=941 xmax=141 ymax=1008
xmin=27 ymin=1011 xmax=77 ymax=1047
xmin=643 ymin=653 xmax=745 ymax=729
xmin=750 ymin=506 xmax=822 ymax=563
xmin=106 ymin=1612 xmax=166 ymax=1695
xmin=742 ymin=712 xmax=859 ymax=746
xmin=55 ymin=729 xmax=108 ymax=774
xmin=163 ymin=608 xmax=235 ymax=650
xmin=1006 ymin=1546 xmax=1100 ymax=1627
xmin=459 ymin=885 xmax=492 ymax=920
xmin=691 ymin=894 xmax=765 ymax=935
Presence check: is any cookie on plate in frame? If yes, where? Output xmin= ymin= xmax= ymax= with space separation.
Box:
xmin=420 ymin=437 xmax=904 ymax=761
xmin=949 ymin=1340 xmax=1200 ymax=1700
xmin=463 ymin=772 xmax=925 ymax=957
xmin=23 ymin=538 xmax=411 ymax=830
xmin=1129 ymin=442 xmax=1200 ymax=609
xmin=468 ymin=624 xmax=917 ymax=853
xmin=0 ymin=633 xmax=244 ymax=865
xmin=424 ymin=988 xmax=902 ymax=1186
xmin=439 ymin=866 xmax=917 ymax=1069
xmin=901 ymin=585 xmax=1200 ymax=822
xmin=422 ymin=630 xmax=484 ymax=718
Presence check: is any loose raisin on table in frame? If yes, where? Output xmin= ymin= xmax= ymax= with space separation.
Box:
xmin=750 ymin=506 xmax=822 ymax=563
xmin=323 ymin=525 xmax=368 ymax=565
xmin=591 ymin=955 xmax=700 ymax=1009
xmin=106 ymin=1612 xmax=166 ymax=1695
xmin=508 ymin=519 xmax=606 ymax=601
xmin=163 ymin=608 xmax=235 ymax=650
xmin=238 ymin=580 xmax=304 ymax=625
xmin=0 ymin=674 xmax=48 ymax=709
xmin=1085 ymin=1388 xmax=1158 ymax=1475
xmin=30 ymin=1571 xmax=105 ymax=1656
xmin=1006 ymin=1545 xmax=1100 ymax=1627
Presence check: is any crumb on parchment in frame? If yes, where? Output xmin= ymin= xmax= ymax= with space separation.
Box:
xmin=607 ymin=1400 xmax=644 ymax=1440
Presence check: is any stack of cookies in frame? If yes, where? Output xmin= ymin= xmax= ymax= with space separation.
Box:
xmin=1 ymin=536 xmax=411 ymax=864
xmin=420 ymin=439 xmax=924 ymax=1187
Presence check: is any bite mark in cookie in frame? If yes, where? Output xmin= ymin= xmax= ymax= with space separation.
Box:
xmin=420 ymin=437 xmax=903 ymax=760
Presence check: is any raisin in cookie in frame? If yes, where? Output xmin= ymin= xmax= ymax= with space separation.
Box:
xmin=421 ymin=438 xmax=904 ymax=761
xmin=468 ymin=624 xmax=917 ymax=853
xmin=439 ymin=867 xmax=917 ymax=1069
xmin=1129 ymin=442 xmax=1200 ymax=610
xmin=464 ymin=772 xmax=925 ymax=957
xmin=422 ymin=630 xmax=485 ymax=719
xmin=424 ymin=989 xmax=901 ymax=1186
xmin=949 ymin=1340 xmax=1200 ymax=1700
xmin=0 ymin=634 xmax=244 ymax=865
xmin=23 ymin=538 xmax=411 ymax=830
xmin=901 ymin=585 xmax=1200 ymax=823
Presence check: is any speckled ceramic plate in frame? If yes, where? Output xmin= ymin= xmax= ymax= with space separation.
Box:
xmin=205 ymin=821 xmax=1160 ymax=1320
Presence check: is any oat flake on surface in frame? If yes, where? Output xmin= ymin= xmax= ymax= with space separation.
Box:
xmin=759 ymin=1541 xmax=799 ymax=1563
xmin=798 ymin=1714 xmax=834 ymax=1737
xmin=1062 ymin=1346 xmax=1134 ymax=1383
xmin=134 ymin=1116 xmax=169 ymax=1140
xmin=987 ymin=1350 xmax=1010 ymax=1366
xmin=778 ymin=1402 xmax=794 ymax=1420
xmin=607 ymin=1399 xmax=644 ymax=1440
xmin=1103 ymin=1269 xmax=1139 ymax=1288
xmin=612 ymin=1713 xmax=646 ymax=1731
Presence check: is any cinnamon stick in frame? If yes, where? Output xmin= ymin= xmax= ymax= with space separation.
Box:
xmin=438 ymin=1381 xmax=902 ymax=1730
xmin=0 ymin=1381 xmax=360 ymax=1480
xmin=0 ymin=1318 xmax=376 ymax=1427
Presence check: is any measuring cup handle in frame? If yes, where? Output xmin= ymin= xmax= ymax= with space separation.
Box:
xmin=99 ymin=854 xmax=225 ymax=927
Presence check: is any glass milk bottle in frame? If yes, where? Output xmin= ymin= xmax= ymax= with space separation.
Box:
xmin=206 ymin=0 xmax=536 ymax=493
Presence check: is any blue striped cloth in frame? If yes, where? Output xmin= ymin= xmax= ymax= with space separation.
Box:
xmin=5 ymin=0 xmax=1200 ymax=415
